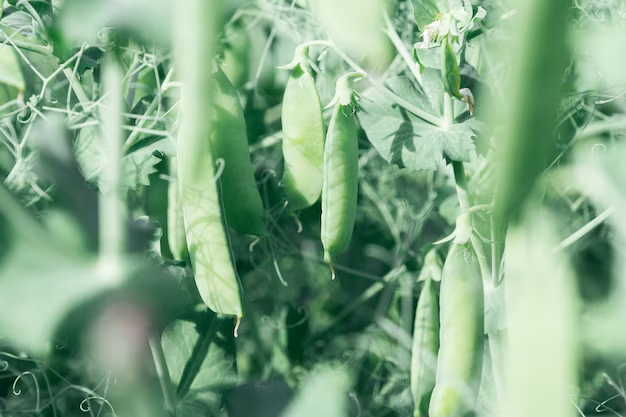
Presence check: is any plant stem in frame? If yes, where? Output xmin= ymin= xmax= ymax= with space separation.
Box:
xmin=63 ymin=68 xmax=92 ymax=111
xmin=149 ymin=335 xmax=177 ymax=415
xmin=0 ymin=28 xmax=52 ymax=55
xmin=576 ymin=117 xmax=626 ymax=140
xmin=383 ymin=12 xmax=422 ymax=86
xmin=176 ymin=317 xmax=216 ymax=399
xmin=555 ymin=207 xmax=614 ymax=252
xmin=443 ymin=92 xmax=454 ymax=128
xmin=122 ymin=97 xmax=159 ymax=153
xmin=98 ymin=56 xmax=125 ymax=284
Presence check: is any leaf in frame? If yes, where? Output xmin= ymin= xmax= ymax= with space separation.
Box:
xmin=0 ymin=186 xmax=111 ymax=354
xmin=0 ymin=39 xmax=25 ymax=109
xmin=0 ymin=45 xmax=24 ymax=91
xmin=410 ymin=0 xmax=446 ymax=32
xmin=59 ymin=0 xmax=173 ymax=46
xmin=280 ymin=366 xmax=350 ymax=417
xmin=74 ymin=121 xmax=162 ymax=191
xmin=414 ymin=45 xmax=441 ymax=70
xmin=358 ymin=72 xmax=476 ymax=171
xmin=162 ymin=316 xmax=239 ymax=412
xmin=176 ymin=399 xmax=214 ymax=417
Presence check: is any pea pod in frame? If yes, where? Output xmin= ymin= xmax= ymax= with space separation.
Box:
xmin=411 ymin=277 xmax=440 ymax=417
xmin=281 ymin=62 xmax=325 ymax=212
xmin=221 ymin=22 xmax=250 ymax=89
xmin=321 ymin=101 xmax=358 ymax=273
xmin=211 ymin=67 xmax=265 ymax=237
xmin=167 ymin=156 xmax=187 ymax=260
xmin=174 ymin=0 xmax=243 ymax=319
xmin=441 ymin=37 xmax=463 ymax=99
xmin=429 ymin=243 xmax=483 ymax=417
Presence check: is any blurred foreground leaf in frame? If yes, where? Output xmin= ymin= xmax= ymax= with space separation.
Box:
xmin=280 ymin=366 xmax=350 ymax=417
xmin=0 ymin=185 xmax=111 ymax=354
xmin=504 ymin=207 xmax=578 ymax=417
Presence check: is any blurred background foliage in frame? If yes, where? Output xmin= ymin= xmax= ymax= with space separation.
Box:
xmin=0 ymin=0 xmax=625 ymax=416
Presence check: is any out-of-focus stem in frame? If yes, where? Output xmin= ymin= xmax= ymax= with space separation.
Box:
xmin=98 ymin=56 xmax=125 ymax=284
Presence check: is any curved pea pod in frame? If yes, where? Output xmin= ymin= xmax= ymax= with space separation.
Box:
xmin=429 ymin=243 xmax=483 ymax=417
xmin=321 ymin=102 xmax=358 ymax=272
xmin=177 ymin=125 xmax=244 ymax=318
xmin=411 ymin=277 xmax=440 ymax=417
xmin=211 ymin=67 xmax=265 ymax=237
xmin=167 ymin=156 xmax=188 ymax=260
xmin=174 ymin=0 xmax=243 ymax=319
xmin=281 ymin=63 xmax=325 ymax=212
xmin=221 ymin=24 xmax=250 ymax=89
xmin=441 ymin=37 xmax=463 ymax=99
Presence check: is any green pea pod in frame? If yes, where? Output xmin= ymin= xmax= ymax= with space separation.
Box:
xmin=429 ymin=243 xmax=483 ymax=417
xmin=167 ymin=156 xmax=187 ymax=260
xmin=441 ymin=37 xmax=463 ymax=99
xmin=174 ymin=0 xmax=243 ymax=319
xmin=321 ymin=102 xmax=358 ymax=273
xmin=211 ymin=67 xmax=265 ymax=237
xmin=281 ymin=63 xmax=325 ymax=212
xmin=221 ymin=23 xmax=250 ymax=89
xmin=411 ymin=277 xmax=440 ymax=417
xmin=417 ymin=247 xmax=443 ymax=283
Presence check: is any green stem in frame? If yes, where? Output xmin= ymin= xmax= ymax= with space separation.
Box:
xmin=149 ymin=335 xmax=177 ymax=415
xmin=443 ymin=92 xmax=454 ymax=128
xmin=555 ymin=207 xmax=614 ymax=252
xmin=98 ymin=57 xmax=125 ymax=284
xmin=0 ymin=30 xmax=52 ymax=55
xmin=383 ymin=12 xmax=422 ymax=86
xmin=576 ymin=117 xmax=626 ymax=140
xmin=63 ymin=68 xmax=92 ymax=111
xmin=176 ymin=316 xmax=217 ymax=399
xmin=122 ymin=97 xmax=159 ymax=153
xmin=452 ymin=161 xmax=503 ymax=405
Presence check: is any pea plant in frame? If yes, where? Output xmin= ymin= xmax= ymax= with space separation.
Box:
xmin=1 ymin=0 xmax=626 ymax=416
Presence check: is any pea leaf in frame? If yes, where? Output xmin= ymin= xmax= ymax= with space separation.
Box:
xmin=410 ymin=0 xmax=441 ymax=32
xmin=0 ymin=44 xmax=25 ymax=91
xmin=357 ymin=71 xmax=476 ymax=171
xmin=74 ymin=122 xmax=162 ymax=191
xmin=162 ymin=316 xmax=239 ymax=413
xmin=414 ymin=44 xmax=441 ymax=70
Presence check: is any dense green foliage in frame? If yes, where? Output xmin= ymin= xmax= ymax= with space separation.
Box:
xmin=1 ymin=0 xmax=626 ymax=417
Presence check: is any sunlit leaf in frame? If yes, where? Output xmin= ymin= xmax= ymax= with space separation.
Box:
xmin=74 ymin=121 xmax=162 ymax=191
xmin=358 ymin=72 xmax=476 ymax=171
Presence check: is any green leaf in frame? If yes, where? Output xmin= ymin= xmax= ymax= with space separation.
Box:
xmin=0 ymin=43 xmax=25 ymax=91
xmin=281 ymin=366 xmax=351 ymax=417
xmin=59 ymin=0 xmax=172 ymax=46
xmin=358 ymin=73 xmax=476 ymax=171
xmin=176 ymin=399 xmax=214 ymax=417
xmin=0 ymin=186 xmax=110 ymax=354
xmin=414 ymin=45 xmax=441 ymax=70
xmin=74 ymin=121 xmax=162 ymax=191
xmin=410 ymin=0 xmax=443 ymax=32
xmin=162 ymin=315 xmax=239 ymax=412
